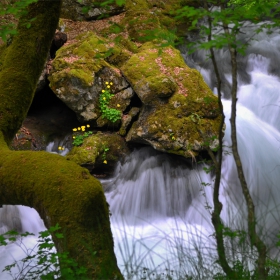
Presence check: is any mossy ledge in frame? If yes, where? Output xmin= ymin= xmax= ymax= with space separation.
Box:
xmin=0 ymin=1 xmax=122 ymax=278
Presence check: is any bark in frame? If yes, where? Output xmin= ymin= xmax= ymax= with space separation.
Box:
xmin=203 ymin=2 xmax=236 ymax=277
xmin=223 ymin=21 xmax=268 ymax=280
xmin=0 ymin=1 xmax=122 ymax=279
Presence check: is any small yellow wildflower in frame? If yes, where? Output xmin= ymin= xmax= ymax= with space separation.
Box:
xmin=86 ymin=124 xmax=90 ymax=128
xmin=102 ymin=90 xmax=105 ymax=93
xmin=117 ymin=104 xmax=121 ymax=107
xmin=105 ymin=82 xmax=109 ymax=85
xmin=103 ymin=160 xmax=107 ymax=164
xmin=73 ymin=128 xmax=77 ymax=132
xmin=107 ymin=85 xmax=110 ymax=89
xmin=73 ymin=136 xmax=76 ymax=139
xmin=171 ymin=136 xmax=176 ymax=140
xmin=58 ymin=146 xmax=62 ymax=150
xmin=61 ymin=147 xmax=65 ymax=150
xmin=78 ymin=127 xmax=81 ymax=130
xmin=110 ymin=82 xmax=113 ymax=85
xmin=81 ymin=126 xmax=86 ymax=129
xmin=103 ymin=97 xmax=106 ymax=101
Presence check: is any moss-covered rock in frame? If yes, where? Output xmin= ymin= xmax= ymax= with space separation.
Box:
xmin=61 ymin=0 xmax=124 ymax=21
xmin=122 ymin=43 xmax=221 ymax=158
xmin=66 ymin=131 xmax=129 ymax=172
xmin=48 ymin=32 xmax=134 ymax=124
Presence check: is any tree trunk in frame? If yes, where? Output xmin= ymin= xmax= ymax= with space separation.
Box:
xmin=0 ymin=1 xmax=123 ymax=279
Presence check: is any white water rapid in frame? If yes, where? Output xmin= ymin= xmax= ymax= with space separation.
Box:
xmin=2 ymin=26 xmax=280 ymax=279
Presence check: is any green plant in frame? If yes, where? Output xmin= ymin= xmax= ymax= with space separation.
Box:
xmin=169 ymin=132 xmax=176 ymax=141
xmin=0 ymin=0 xmax=38 ymax=41
xmin=190 ymin=113 xmax=202 ymax=124
xmin=99 ymin=82 xmax=122 ymax=123
xmin=102 ymin=145 xmax=110 ymax=164
xmin=72 ymin=124 xmax=93 ymax=147
xmin=1 ymin=224 xmax=87 ymax=280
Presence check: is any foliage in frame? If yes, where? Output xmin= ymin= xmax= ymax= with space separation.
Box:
xmin=1 ymin=224 xmax=87 ymax=280
xmin=99 ymin=82 xmax=122 ymax=123
xmin=173 ymin=1 xmax=280 ymax=279
xmin=228 ymin=0 xmax=279 ymax=11
xmin=174 ymin=1 xmax=280 ymax=55
xmin=72 ymin=125 xmax=92 ymax=146
xmin=0 ymin=0 xmax=38 ymax=41
xmin=102 ymin=145 xmax=109 ymax=164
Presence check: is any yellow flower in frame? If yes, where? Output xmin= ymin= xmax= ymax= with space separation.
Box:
xmin=58 ymin=146 xmax=62 ymax=150
xmin=62 ymin=147 xmax=65 ymax=150
xmin=73 ymin=136 xmax=76 ymax=139
xmin=117 ymin=104 xmax=120 ymax=107
xmin=110 ymin=82 xmax=113 ymax=85
xmin=171 ymin=136 xmax=176 ymax=140
xmin=107 ymin=85 xmax=110 ymax=89
xmin=102 ymin=90 xmax=105 ymax=93
xmin=103 ymin=160 xmax=107 ymax=164
xmin=81 ymin=126 xmax=86 ymax=129
xmin=78 ymin=127 xmax=81 ymax=130
xmin=105 ymin=82 xmax=109 ymax=85
xmin=72 ymin=128 xmax=77 ymax=131
xmin=86 ymin=124 xmax=90 ymax=128
xmin=103 ymin=97 xmax=106 ymax=100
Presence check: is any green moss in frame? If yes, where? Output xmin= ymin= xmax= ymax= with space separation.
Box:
xmin=49 ymin=32 xmax=130 ymax=91
xmin=0 ymin=2 xmax=123 ymax=277
xmin=0 ymin=44 xmax=8 ymax=72
xmin=0 ymin=0 xmax=62 ymax=144
xmin=0 ymin=149 xmax=123 ymax=279
xmin=122 ymin=41 xmax=221 ymax=158
xmin=67 ymin=132 xmax=129 ymax=166
xmin=125 ymin=0 xmax=149 ymax=10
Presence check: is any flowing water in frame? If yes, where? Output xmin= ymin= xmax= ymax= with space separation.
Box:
xmin=2 ymin=26 xmax=280 ymax=279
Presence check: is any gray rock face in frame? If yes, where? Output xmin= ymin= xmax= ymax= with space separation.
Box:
xmin=52 ymin=66 xmax=129 ymax=122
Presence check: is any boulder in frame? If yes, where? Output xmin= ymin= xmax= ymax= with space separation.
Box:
xmin=122 ymin=43 xmax=221 ymax=158
xmin=48 ymin=32 xmax=133 ymax=124
xmin=66 ymin=131 xmax=129 ymax=173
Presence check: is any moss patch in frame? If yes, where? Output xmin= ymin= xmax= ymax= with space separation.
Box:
xmin=123 ymin=43 xmax=221 ymax=158
xmin=67 ymin=131 xmax=129 ymax=168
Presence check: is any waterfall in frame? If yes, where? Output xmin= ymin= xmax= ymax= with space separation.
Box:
xmin=0 ymin=206 xmax=46 ymax=279
xmin=105 ymin=27 xmax=280 ymax=278
xmin=2 ymin=25 xmax=280 ymax=279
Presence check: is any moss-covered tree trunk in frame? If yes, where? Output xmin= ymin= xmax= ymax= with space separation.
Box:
xmin=0 ymin=1 xmax=122 ymax=279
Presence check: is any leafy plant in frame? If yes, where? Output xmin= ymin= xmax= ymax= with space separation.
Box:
xmin=1 ymin=224 xmax=87 ymax=280
xmin=169 ymin=132 xmax=176 ymax=141
xmin=0 ymin=0 xmax=38 ymax=41
xmin=99 ymin=82 xmax=122 ymax=123
xmin=102 ymin=145 xmax=109 ymax=164
xmin=72 ymin=125 xmax=92 ymax=147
